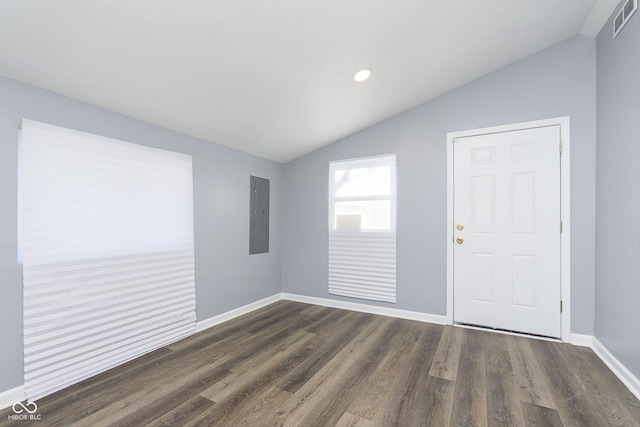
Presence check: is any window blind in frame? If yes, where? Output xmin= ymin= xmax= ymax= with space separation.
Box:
xmin=20 ymin=120 xmax=196 ymax=401
xmin=328 ymin=155 xmax=397 ymax=303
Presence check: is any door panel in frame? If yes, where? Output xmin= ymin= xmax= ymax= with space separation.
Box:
xmin=472 ymin=175 xmax=494 ymax=233
xmin=453 ymin=125 xmax=561 ymax=338
xmin=472 ymin=253 xmax=494 ymax=302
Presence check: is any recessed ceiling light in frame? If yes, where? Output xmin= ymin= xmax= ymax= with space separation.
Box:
xmin=352 ymin=68 xmax=372 ymax=82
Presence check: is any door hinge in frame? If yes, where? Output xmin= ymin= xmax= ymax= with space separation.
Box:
xmin=560 ymin=301 xmax=563 ymax=313
xmin=560 ymin=221 xmax=563 ymax=233
xmin=559 ymin=141 xmax=563 ymax=155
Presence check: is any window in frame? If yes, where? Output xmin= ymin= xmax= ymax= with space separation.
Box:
xmin=20 ymin=119 xmax=196 ymax=400
xmin=329 ymin=155 xmax=396 ymax=232
xmin=328 ymin=155 xmax=397 ymax=303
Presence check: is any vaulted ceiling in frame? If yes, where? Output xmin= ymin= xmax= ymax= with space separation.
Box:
xmin=0 ymin=1 xmax=618 ymax=162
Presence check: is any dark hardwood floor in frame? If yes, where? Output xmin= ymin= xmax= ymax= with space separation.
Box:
xmin=1 ymin=300 xmax=639 ymax=426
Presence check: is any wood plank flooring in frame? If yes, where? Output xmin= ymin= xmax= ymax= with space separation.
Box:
xmin=1 ymin=300 xmax=639 ymax=426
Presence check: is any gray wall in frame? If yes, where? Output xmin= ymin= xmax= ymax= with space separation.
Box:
xmin=0 ymin=76 xmax=282 ymax=393
xmin=282 ymin=35 xmax=597 ymax=334
xmin=595 ymin=2 xmax=640 ymax=378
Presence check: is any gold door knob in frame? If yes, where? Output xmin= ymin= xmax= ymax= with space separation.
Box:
xmin=456 ymin=237 xmax=464 ymax=244
xmin=456 ymin=224 xmax=464 ymax=231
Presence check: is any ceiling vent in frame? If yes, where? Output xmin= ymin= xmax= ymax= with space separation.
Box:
xmin=613 ymin=0 xmax=637 ymax=38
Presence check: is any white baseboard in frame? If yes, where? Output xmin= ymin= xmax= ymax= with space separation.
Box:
xmin=570 ymin=333 xmax=593 ymax=347
xmin=197 ymin=292 xmax=448 ymax=330
xmin=592 ymin=337 xmax=640 ymax=401
xmin=0 ymin=385 xmax=25 ymax=411
xmin=282 ymin=293 xmax=447 ymax=325
xmin=196 ymin=293 xmax=282 ymax=332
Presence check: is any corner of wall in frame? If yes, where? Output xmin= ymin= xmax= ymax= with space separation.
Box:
xmin=0 ymin=385 xmax=26 ymax=411
xmin=592 ymin=337 xmax=640 ymax=400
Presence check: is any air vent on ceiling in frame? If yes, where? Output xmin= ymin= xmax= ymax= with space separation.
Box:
xmin=613 ymin=0 xmax=637 ymax=38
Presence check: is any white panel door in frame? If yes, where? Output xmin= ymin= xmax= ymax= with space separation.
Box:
xmin=453 ymin=125 xmax=561 ymax=338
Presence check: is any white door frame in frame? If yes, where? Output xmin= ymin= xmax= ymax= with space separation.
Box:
xmin=446 ymin=117 xmax=571 ymax=342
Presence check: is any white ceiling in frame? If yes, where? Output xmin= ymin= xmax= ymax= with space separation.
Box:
xmin=0 ymin=1 xmax=618 ymax=163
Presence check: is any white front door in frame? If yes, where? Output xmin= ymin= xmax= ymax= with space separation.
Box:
xmin=453 ymin=125 xmax=561 ymax=338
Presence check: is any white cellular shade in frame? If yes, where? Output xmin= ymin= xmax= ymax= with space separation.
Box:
xmin=328 ymin=232 xmax=396 ymax=303
xmin=328 ymin=155 xmax=396 ymax=303
xmin=20 ymin=122 xmax=194 ymax=265
xmin=20 ymin=120 xmax=196 ymax=401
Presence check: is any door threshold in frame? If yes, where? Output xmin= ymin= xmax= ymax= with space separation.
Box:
xmin=454 ymin=322 xmax=562 ymax=343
